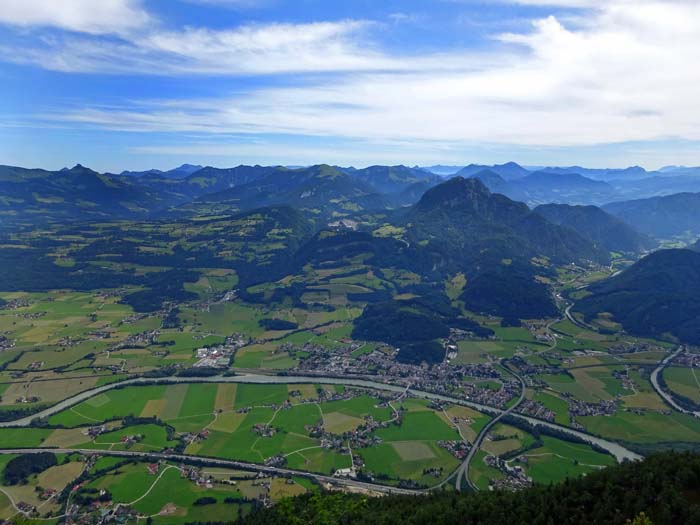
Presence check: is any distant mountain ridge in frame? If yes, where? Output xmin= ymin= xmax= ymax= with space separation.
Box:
xmin=118 ymin=163 xmax=203 ymax=179
xmin=464 ymin=169 xmax=614 ymax=206
xmin=0 ymin=164 xmax=184 ymax=225
xmin=534 ymin=203 xmax=654 ymax=253
xmin=2 ymin=161 xmax=700 ymax=232
xmin=455 ymin=161 xmax=530 ymax=180
xmin=603 ymin=192 xmax=700 ymax=238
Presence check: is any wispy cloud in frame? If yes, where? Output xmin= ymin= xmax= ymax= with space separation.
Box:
xmin=0 ymin=0 xmax=150 ymax=35
xmin=4 ymin=0 xmax=700 ymax=166
xmin=0 ymin=20 xmax=419 ymax=75
xmin=32 ymin=0 xmax=700 ymax=151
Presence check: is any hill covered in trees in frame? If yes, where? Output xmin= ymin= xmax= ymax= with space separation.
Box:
xmin=603 ymin=192 xmax=700 ymax=238
xmin=534 ymin=203 xmax=654 ymax=253
xmin=574 ymin=249 xmax=700 ymax=344
xmin=238 ymin=452 xmax=700 ymax=525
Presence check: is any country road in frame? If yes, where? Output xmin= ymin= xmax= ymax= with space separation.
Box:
xmin=455 ymin=364 xmax=527 ymax=492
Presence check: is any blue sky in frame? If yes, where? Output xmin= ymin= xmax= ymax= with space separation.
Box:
xmin=0 ymin=0 xmax=699 ymax=172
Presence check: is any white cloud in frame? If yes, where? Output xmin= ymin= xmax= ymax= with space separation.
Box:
xmin=0 ymin=0 xmax=150 ymax=34
xmin=41 ymin=0 xmax=700 ymax=151
xmin=1 ymin=20 xmax=417 ymax=75
xmin=8 ymin=0 xmax=700 ymax=159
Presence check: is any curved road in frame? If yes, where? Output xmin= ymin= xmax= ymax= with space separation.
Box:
xmin=0 ymin=373 xmax=640 ymax=463
xmin=455 ymin=364 xmax=526 ymax=491
xmin=650 ymin=347 xmax=700 ymax=418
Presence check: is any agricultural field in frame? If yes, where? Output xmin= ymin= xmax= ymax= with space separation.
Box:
xmin=0 ymin=450 xmax=311 ymax=523
xmin=0 ymin=452 xmax=86 ymax=521
xmin=0 ymin=193 xmax=696 ymax=523
xmin=472 ymin=425 xmax=616 ymax=490
xmin=663 ymin=367 xmax=700 ymax=405
xmin=578 ymin=410 xmax=700 ymax=444
xmin=38 ymin=383 xmax=491 ymax=486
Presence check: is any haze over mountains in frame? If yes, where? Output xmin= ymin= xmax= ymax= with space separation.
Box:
xmin=3 ymin=160 xmax=700 ymax=240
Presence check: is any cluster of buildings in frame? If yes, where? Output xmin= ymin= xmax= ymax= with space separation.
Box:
xmin=183 ymin=428 xmax=211 ymax=445
xmin=517 ymin=399 xmax=557 ymax=422
xmin=194 ymin=334 xmax=250 ymax=368
xmin=438 ymin=440 xmax=471 ymax=459
xmin=83 ymin=425 xmax=108 ymax=439
xmin=290 ymin=339 xmax=525 ymax=410
xmin=567 ymin=396 xmax=617 ymax=417
xmin=252 ymin=424 xmax=277 ymax=437
xmin=485 ymin=455 xmax=532 ymax=491
xmin=119 ymin=434 xmax=144 ymax=446
xmin=674 ymin=352 xmax=700 ymax=368
xmin=0 ymin=333 xmax=15 ymax=350
xmin=112 ymin=329 xmax=159 ymax=350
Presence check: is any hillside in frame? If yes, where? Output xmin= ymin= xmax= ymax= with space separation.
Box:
xmin=463 ymin=169 xmax=615 ymax=206
xmin=0 ymin=164 xmax=183 ymax=226
xmin=456 ymin=161 xmax=529 ymax=180
xmin=534 ymin=203 xmax=654 ymax=253
xmin=574 ymin=249 xmax=700 ymax=344
xmin=539 ymin=165 xmax=649 ymax=181
xmin=187 ymin=164 xmax=388 ymax=219
xmin=237 ymin=452 xmax=700 ymax=525
xmin=603 ymin=192 xmax=700 ymax=238
xmin=513 ymin=171 xmax=614 ymax=205
xmin=401 ymin=177 xmax=607 ymax=318
xmin=345 ymin=165 xmax=440 ymax=193
xmin=404 ymin=177 xmax=607 ymax=269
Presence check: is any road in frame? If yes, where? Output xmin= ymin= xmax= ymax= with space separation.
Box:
xmin=0 ymin=448 xmax=422 ymax=496
xmin=454 ymin=364 xmax=527 ymax=492
xmin=0 ymin=373 xmax=640 ymax=474
xmin=650 ymin=347 xmax=700 ymax=418
xmin=564 ymin=304 xmax=593 ymax=331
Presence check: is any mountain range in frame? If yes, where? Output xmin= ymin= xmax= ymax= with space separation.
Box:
xmin=2 ymin=161 xmax=699 ymax=241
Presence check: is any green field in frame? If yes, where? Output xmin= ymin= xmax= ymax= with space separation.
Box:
xmin=520 ymin=436 xmax=615 ymax=484
xmin=579 ymin=410 xmax=700 ymax=443
xmin=663 ymin=367 xmax=700 ymax=404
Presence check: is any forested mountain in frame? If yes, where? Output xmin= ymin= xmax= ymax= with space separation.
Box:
xmin=399 ymin=177 xmax=607 ymax=318
xmin=537 ymin=165 xmax=649 ymax=181
xmin=0 ymin=164 xmax=184 ymax=226
xmin=404 ymin=177 xmax=608 ymax=269
xmin=343 ymin=165 xmax=440 ymax=193
xmin=118 ymin=163 xmax=203 ymax=179
xmin=3 ymin=161 xmax=700 ymax=231
xmin=237 ymin=452 xmax=700 ymax=525
xmin=463 ymin=169 xmax=614 ymax=205
xmin=603 ymin=192 xmax=700 ymax=238
xmin=534 ymin=203 xmax=655 ymax=253
xmin=574 ymin=249 xmax=700 ymax=344
xmin=456 ymin=161 xmax=529 ymax=180
xmin=184 ymin=164 xmax=389 ymax=219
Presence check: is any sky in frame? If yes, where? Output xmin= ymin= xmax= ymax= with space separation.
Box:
xmin=1 ymin=0 xmax=699 ymax=172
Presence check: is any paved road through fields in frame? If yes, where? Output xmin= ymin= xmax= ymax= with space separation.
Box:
xmin=0 ymin=373 xmax=640 ymax=463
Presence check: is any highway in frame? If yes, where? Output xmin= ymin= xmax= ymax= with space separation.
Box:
xmin=0 ymin=448 xmax=422 ymax=496
xmin=0 ymin=372 xmax=640 ymax=464
xmin=650 ymin=346 xmax=700 ymax=418
xmin=454 ymin=364 xmax=526 ymax=492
